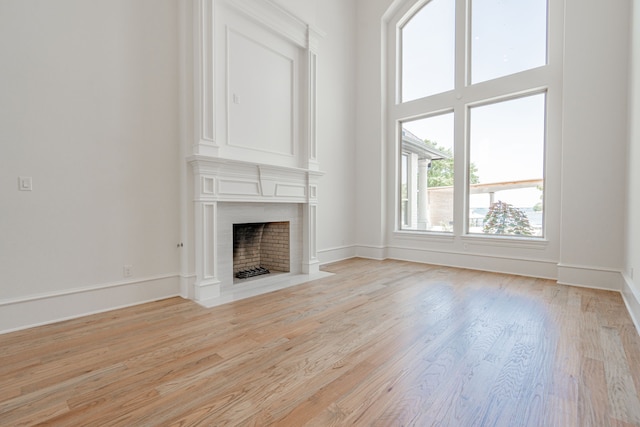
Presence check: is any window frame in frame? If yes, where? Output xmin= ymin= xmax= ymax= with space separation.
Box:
xmin=388 ymin=0 xmax=562 ymax=246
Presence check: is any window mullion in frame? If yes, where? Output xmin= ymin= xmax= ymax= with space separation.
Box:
xmin=455 ymin=0 xmax=468 ymax=92
xmin=452 ymin=0 xmax=468 ymax=236
xmin=452 ymin=103 xmax=467 ymax=236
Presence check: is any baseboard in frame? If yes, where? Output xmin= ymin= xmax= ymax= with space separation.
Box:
xmin=318 ymin=245 xmax=357 ymax=265
xmin=355 ymin=245 xmax=387 ymax=261
xmin=556 ymin=263 xmax=623 ymax=291
xmin=385 ymin=245 xmax=558 ymax=279
xmin=0 ymin=274 xmax=181 ymax=335
xmin=180 ymin=273 xmax=196 ymax=299
xmin=622 ymin=274 xmax=640 ymax=334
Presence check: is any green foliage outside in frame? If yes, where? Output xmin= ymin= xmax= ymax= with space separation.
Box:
xmin=483 ymin=200 xmax=533 ymax=236
xmin=533 ymin=185 xmax=543 ymax=212
xmin=423 ymin=140 xmax=479 ymax=187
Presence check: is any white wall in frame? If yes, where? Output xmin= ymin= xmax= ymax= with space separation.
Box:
xmin=0 ymin=0 xmax=181 ymax=331
xmin=354 ymin=0 xmax=392 ymax=257
xmin=355 ymin=0 xmax=632 ymax=290
xmin=315 ymin=0 xmax=358 ymax=261
xmin=559 ymin=0 xmax=630 ymax=287
xmin=625 ymin=0 xmax=640 ymax=327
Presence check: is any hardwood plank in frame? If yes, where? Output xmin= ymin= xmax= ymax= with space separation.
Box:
xmin=578 ymin=357 xmax=611 ymax=427
xmin=601 ymin=326 xmax=640 ymax=425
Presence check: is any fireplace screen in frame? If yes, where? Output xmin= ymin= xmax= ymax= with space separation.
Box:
xmin=233 ymin=221 xmax=290 ymax=280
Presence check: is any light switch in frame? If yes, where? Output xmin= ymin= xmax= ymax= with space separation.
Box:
xmin=18 ymin=176 xmax=32 ymax=191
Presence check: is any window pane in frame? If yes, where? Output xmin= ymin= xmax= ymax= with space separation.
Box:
xmin=401 ymin=0 xmax=455 ymax=102
xmin=471 ymin=0 xmax=547 ymax=84
xmin=400 ymin=113 xmax=454 ymax=232
xmin=468 ymin=94 xmax=545 ymax=237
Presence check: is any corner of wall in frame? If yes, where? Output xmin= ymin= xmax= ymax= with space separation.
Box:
xmin=622 ymin=273 xmax=640 ymax=335
xmin=556 ymin=264 xmax=624 ymax=292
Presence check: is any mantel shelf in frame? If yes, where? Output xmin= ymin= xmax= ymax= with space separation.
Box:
xmin=188 ymin=156 xmax=323 ymax=204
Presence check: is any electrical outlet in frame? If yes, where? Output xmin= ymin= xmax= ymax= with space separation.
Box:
xmin=123 ymin=265 xmax=133 ymax=278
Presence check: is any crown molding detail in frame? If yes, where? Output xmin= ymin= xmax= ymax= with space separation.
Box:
xmin=225 ymin=0 xmax=325 ymax=49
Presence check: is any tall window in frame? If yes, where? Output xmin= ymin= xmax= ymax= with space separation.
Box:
xmin=401 ymin=113 xmax=454 ymax=232
xmin=395 ymin=0 xmax=550 ymax=238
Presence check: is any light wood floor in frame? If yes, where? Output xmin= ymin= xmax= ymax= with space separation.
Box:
xmin=2 ymin=258 xmax=640 ymax=426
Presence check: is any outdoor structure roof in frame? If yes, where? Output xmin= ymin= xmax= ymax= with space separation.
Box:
xmin=401 ymin=128 xmax=450 ymax=160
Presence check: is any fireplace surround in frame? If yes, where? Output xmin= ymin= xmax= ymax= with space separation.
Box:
xmin=188 ymin=157 xmax=321 ymax=302
xmin=185 ymin=0 xmax=325 ymax=305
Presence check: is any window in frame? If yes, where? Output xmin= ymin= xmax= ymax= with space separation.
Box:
xmin=401 ymin=0 xmax=455 ymax=102
xmin=470 ymin=0 xmax=548 ymax=84
xmin=401 ymin=113 xmax=454 ymax=232
xmin=469 ymin=94 xmax=546 ymax=237
xmin=393 ymin=0 xmax=553 ymax=239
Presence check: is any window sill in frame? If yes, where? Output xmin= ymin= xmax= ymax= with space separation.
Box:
xmin=393 ymin=230 xmax=455 ymax=242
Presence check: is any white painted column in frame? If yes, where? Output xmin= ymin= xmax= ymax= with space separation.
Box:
xmin=192 ymin=0 xmax=219 ymax=157
xmin=305 ymin=45 xmax=319 ymax=171
xmin=193 ymin=200 xmax=221 ymax=301
xmin=417 ymin=158 xmax=429 ymax=230
xmin=408 ymin=153 xmax=419 ymax=229
xmin=303 ymin=177 xmax=320 ymax=274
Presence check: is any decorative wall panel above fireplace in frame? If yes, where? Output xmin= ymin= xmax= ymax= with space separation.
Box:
xmin=191 ymin=0 xmax=323 ymax=172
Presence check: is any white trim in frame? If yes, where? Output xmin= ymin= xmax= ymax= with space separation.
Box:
xmin=0 ymin=273 xmax=179 ymax=306
xmin=193 ymin=0 xmax=218 ymax=156
xmin=0 ymin=275 xmax=181 ymax=335
xmin=355 ymin=245 xmax=387 ymax=261
xmin=557 ymin=263 xmax=624 ymax=291
xmin=225 ymin=0 xmax=322 ymax=49
xmin=621 ymin=274 xmax=640 ymax=335
xmin=318 ymin=245 xmax=358 ymax=265
xmin=386 ymin=245 xmax=557 ymax=279
xmin=180 ymin=274 xmax=197 ymax=299
xmin=188 ymin=156 xmax=323 ymax=203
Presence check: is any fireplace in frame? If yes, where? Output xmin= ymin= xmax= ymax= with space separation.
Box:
xmin=184 ymin=0 xmax=324 ymax=304
xmin=233 ymin=222 xmax=290 ymax=280
xmin=187 ymin=157 xmax=321 ymax=302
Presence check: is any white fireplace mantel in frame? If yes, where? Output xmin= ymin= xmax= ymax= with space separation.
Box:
xmin=184 ymin=0 xmax=325 ymax=304
xmin=188 ymin=155 xmax=322 ymax=204
xmin=188 ymin=156 xmax=323 ymax=302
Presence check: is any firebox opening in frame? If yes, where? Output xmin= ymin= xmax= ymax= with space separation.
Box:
xmin=233 ymin=221 xmax=290 ymax=282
